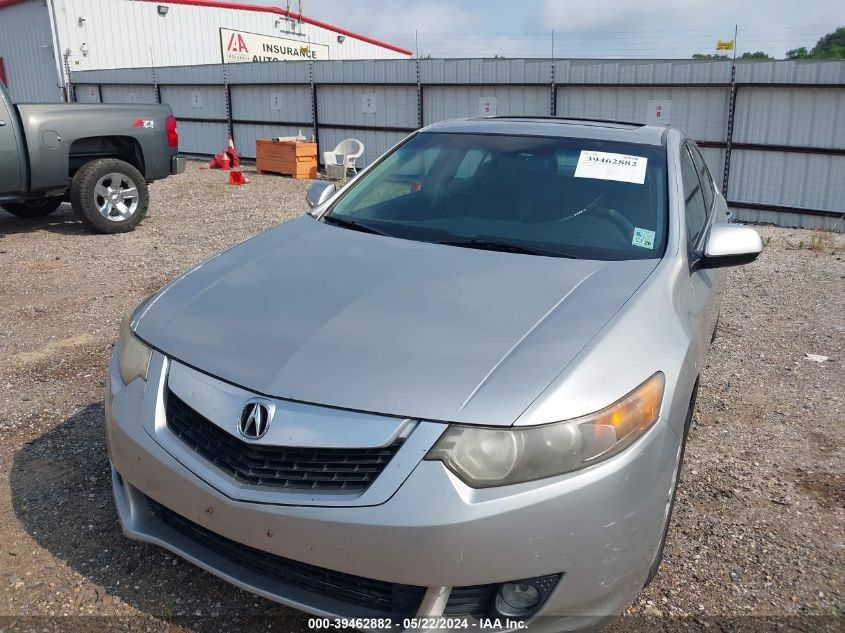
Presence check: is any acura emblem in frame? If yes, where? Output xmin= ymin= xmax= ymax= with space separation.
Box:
xmin=238 ymin=400 xmax=272 ymax=439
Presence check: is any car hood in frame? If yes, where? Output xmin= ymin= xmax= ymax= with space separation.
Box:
xmin=135 ymin=216 xmax=658 ymax=426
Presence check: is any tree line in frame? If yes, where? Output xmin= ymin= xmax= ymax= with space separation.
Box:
xmin=693 ymin=26 xmax=844 ymax=60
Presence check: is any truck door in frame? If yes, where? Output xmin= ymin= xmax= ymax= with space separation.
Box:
xmin=0 ymin=84 xmax=23 ymax=194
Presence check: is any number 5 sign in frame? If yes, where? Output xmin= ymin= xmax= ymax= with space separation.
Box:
xmin=646 ymin=100 xmax=672 ymax=125
xmin=478 ymin=96 xmax=498 ymax=117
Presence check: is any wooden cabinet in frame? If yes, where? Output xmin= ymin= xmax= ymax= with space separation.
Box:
xmin=255 ymin=140 xmax=318 ymax=179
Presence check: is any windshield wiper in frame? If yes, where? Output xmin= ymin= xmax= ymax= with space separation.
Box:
xmin=322 ymin=214 xmax=392 ymax=237
xmin=437 ymin=238 xmax=580 ymax=259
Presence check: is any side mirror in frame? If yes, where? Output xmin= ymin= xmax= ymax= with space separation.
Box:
xmin=305 ymin=181 xmax=337 ymax=209
xmin=698 ymin=223 xmax=763 ymax=269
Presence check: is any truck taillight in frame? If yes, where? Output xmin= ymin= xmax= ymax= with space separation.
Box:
xmin=166 ymin=115 xmax=178 ymax=148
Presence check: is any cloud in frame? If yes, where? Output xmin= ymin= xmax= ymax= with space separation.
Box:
xmin=247 ymin=0 xmax=845 ymax=58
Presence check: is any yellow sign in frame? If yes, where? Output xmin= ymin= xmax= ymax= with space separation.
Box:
xmin=716 ymin=39 xmax=735 ymax=51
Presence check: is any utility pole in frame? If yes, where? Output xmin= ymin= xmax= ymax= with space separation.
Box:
xmin=551 ymin=30 xmax=555 ymax=60
xmin=415 ymin=30 xmax=419 ymax=59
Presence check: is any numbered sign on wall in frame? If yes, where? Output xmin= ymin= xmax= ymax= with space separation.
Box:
xmin=646 ymin=100 xmax=672 ymax=125
xmin=191 ymin=91 xmax=203 ymax=108
xmin=362 ymin=93 xmax=377 ymax=114
xmin=86 ymin=86 xmax=98 ymax=102
xmin=478 ymin=96 xmax=498 ymax=117
xmin=270 ymin=92 xmax=282 ymax=111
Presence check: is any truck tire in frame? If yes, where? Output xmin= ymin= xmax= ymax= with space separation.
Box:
xmin=1 ymin=198 xmax=63 ymax=218
xmin=70 ymin=159 xmax=148 ymax=233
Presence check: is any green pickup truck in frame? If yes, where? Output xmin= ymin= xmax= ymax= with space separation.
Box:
xmin=0 ymin=82 xmax=184 ymax=233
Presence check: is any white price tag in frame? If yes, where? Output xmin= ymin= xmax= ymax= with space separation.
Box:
xmin=574 ymin=151 xmax=648 ymax=185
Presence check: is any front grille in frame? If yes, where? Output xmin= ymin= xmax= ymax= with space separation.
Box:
xmin=147 ymin=496 xmax=426 ymax=615
xmin=165 ymin=390 xmax=402 ymax=491
xmin=444 ymin=584 xmax=498 ymax=618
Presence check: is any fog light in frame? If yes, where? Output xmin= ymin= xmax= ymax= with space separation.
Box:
xmin=500 ymin=583 xmax=540 ymax=610
xmin=495 ymin=574 xmax=561 ymax=618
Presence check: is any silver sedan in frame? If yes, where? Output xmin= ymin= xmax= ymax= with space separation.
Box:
xmin=105 ymin=117 xmax=762 ymax=631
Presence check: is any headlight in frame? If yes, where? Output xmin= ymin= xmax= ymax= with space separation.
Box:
xmin=117 ymin=312 xmax=151 ymax=385
xmin=425 ymin=372 xmax=665 ymax=488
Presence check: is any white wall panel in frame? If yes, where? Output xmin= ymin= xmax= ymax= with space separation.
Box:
xmin=733 ymin=87 xmax=845 ymax=149
xmin=177 ymin=120 xmax=229 ymax=156
xmin=556 ymin=86 xmax=729 ymax=142
xmin=556 ymin=60 xmax=731 ymax=85
xmin=318 ymin=85 xmax=417 ymax=128
xmin=421 ymin=59 xmax=552 ymax=84
xmin=736 ymin=60 xmax=845 ymax=85
xmin=100 ymin=84 xmax=158 ymax=104
xmin=73 ymin=84 xmax=101 ymax=103
xmin=160 ymin=85 xmax=227 ymax=120
xmin=231 ymin=85 xmax=312 ymax=125
xmin=728 ymin=150 xmax=845 ymax=213
xmin=423 ymin=86 xmax=550 ymax=124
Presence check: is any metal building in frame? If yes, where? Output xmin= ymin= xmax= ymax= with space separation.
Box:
xmin=0 ymin=0 xmax=412 ymax=102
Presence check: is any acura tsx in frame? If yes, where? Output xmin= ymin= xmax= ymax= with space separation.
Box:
xmin=105 ymin=117 xmax=762 ymax=631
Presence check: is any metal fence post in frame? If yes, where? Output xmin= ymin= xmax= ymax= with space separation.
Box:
xmin=310 ymin=61 xmax=320 ymax=154
xmin=722 ymin=62 xmax=737 ymax=196
xmin=153 ymin=67 xmax=161 ymax=104
xmin=417 ymin=59 xmax=424 ymax=129
xmin=223 ymin=64 xmax=233 ymax=142
xmin=550 ymin=62 xmax=556 ymax=116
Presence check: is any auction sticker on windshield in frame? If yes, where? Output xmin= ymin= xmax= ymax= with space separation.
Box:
xmin=574 ymin=151 xmax=648 ymax=185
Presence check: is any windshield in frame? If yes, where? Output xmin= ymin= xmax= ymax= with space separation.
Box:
xmin=323 ymin=132 xmax=668 ymax=260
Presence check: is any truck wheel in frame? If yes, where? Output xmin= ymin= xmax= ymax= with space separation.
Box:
xmin=70 ymin=159 xmax=148 ymax=233
xmin=1 ymin=198 xmax=63 ymax=218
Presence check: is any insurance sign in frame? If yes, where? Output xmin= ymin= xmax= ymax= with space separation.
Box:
xmin=220 ymin=28 xmax=330 ymax=63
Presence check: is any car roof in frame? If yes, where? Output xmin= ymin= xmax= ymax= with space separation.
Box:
xmin=423 ymin=116 xmax=670 ymax=146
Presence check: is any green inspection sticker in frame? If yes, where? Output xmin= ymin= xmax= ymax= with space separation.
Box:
xmin=632 ymin=227 xmax=656 ymax=249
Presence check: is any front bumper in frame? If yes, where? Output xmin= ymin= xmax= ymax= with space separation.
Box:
xmin=106 ymin=349 xmax=682 ymax=631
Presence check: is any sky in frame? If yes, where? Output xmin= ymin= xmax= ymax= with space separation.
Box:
xmin=244 ymin=0 xmax=845 ymax=59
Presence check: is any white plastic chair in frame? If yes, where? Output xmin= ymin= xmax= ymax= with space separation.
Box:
xmin=323 ymin=139 xmax=364 ymax=178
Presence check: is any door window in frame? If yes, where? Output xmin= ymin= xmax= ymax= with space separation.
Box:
xmin=680 ymin=146 xmax=708 ymax=248
xmin=688 ymin=144 xmax=715 ymax=211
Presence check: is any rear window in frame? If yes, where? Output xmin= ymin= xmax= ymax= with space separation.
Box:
xmin=326 ymin=132 xmax=668 ymax=261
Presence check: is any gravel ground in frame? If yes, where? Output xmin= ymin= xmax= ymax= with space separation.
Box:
xmin=0 ymin=162 xmax=843 ymax=632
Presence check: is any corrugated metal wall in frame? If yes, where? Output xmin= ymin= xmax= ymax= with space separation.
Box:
xmin=70 ymin=58 xmax=845 ymax=230
xmin=0 ymin=0 xmax=63 ymax=102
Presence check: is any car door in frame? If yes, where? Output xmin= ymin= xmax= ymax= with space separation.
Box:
xmin=0 ymin=86 xmax=23 ymax=194
xmin=678 ymin=142 xmax=718 ymax=372
xmin=687 ymin=143 xmax=726 ymax=345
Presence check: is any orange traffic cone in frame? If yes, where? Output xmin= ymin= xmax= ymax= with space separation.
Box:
xmin=227 ymin=135 xmax=241 ymax=167
xmin=219 ymin=151 xmax=230 ymax=170
xmin=229 ymin=170 xmax=249 ymax=186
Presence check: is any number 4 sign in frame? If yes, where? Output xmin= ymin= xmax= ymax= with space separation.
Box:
xmin=646 ymin=99 xmax=672 ymax=125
